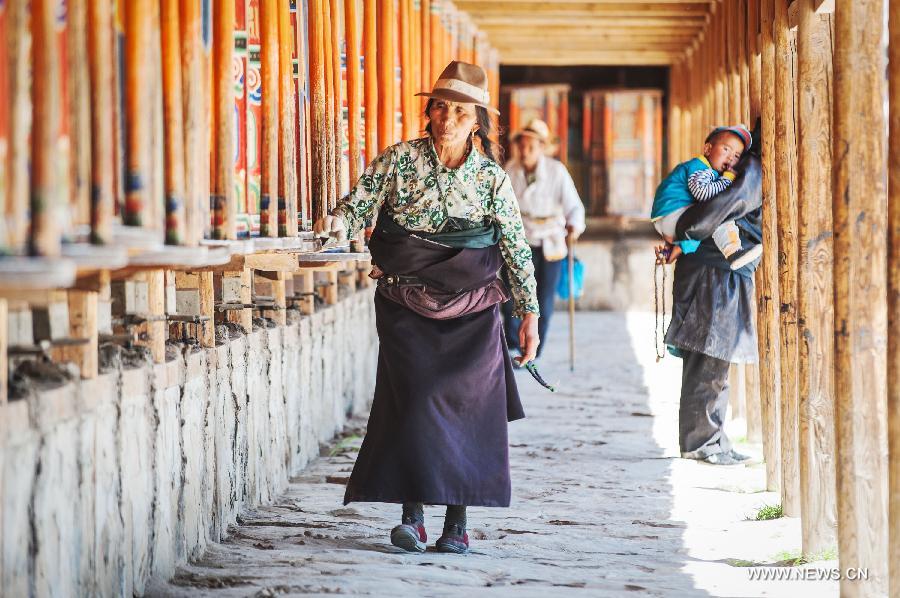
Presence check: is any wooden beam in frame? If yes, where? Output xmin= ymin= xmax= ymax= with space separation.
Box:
xmin=469 ymin=15 xmax=707 ymax=27
xmin=6 ymin=0 xmax=29 ymax=252
xmin=345 ymin=0 xmax=363 ymax=185
xmin=774 ymin=0 xmax=801 ymax=518
xmin=179 ymin=0 xmax=204 ymax=246
xmin=260 ymin=0 xmax=280 ymax=237
xmin=796 ymin=0 xmax=836 ymax=558
xmin=890 ymin=0 xmax=900 ymax=590
xmin=377 ymin=0 xmax=395 ymax=151
xmin=363 ymin=0 xmax=378 ymax=163
xmin=31 ymin=0 xmax=62 ymax=256
xmin=212 ymin=0 xmax=236 ymax=239
xmin=498 ymin=51 xmax=679 ymax=66
xmin=87 ymin=0 xmax=115 ymax=245
xmin=328 ymin=0 xmax=343 ymax=204
xmin=308 ymin=0 xmax=329 ymax=221
xmin=833 ymin=0 xmax=890 ymax=594
xmin=162 ymin=0 xmax=187 ymax=245
xmin=758 ymin=0 xmax=782 ymax=494
xmin=278 ymin=0 xmax=298 ymax=237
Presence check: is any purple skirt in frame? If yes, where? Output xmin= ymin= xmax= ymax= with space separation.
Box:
xmin=343 ymin=229 xmax=524 ymax=507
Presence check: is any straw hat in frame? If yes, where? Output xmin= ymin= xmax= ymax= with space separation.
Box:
xmin=416 ymin=61 xmax=500 ymax=115
xmin=513 ymin=118 xmax=551 ymax=144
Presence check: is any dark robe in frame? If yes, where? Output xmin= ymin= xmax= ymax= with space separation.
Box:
xmin=343 ymin=218 xmax=524 ymax=507
xmin=666 ymin=153 xmax=763 ymax=456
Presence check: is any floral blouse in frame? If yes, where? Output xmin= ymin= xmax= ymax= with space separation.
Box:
xmin=333 ymin=137 xmax=539 ymax=317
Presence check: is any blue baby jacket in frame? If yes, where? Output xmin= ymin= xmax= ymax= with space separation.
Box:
xmin=650 ymin=156 xmax=715 ymax=253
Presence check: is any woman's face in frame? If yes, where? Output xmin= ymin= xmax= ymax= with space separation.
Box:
xmin=428 ymin=100 xmax=478 ymax=147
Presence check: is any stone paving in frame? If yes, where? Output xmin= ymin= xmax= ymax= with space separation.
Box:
xmin=148 ymin=312 xmax=840 ymax=598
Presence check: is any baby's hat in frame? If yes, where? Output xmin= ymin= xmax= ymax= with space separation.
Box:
xmin=705 ymin=124 xmax=752 ymax=149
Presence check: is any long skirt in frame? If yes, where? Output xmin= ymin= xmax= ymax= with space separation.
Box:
xmin=343 ymin=293 xmax=524 ymax=507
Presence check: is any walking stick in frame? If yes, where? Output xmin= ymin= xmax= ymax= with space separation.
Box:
xmin=567 ymin=230 xmax=576 ymax=372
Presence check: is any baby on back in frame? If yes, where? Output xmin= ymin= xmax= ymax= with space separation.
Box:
xmin=651 ymin=124 xmax=762 ymax=270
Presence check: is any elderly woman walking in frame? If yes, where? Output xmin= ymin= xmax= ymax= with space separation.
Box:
xmin=314 ymin=61 xmax=539 ymax=554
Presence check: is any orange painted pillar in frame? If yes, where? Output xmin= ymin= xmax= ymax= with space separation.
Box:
xmin=377 ymin=0 xmax=394 ymax=151
xmin=278 ymin=0 xmax=297 ymax=236
xmin=328 ymin=0 xmax=342 ymax=204
xmin=363 ymin=0 xmax=378 ymax=162
xmin=345 ymin=0 xmax=363 ymax=184
xmin=400 ymin=0 xmax=413 ymax=140
xmin=259 ymin=0 xmax=279 ymax=237
xmin=87 ymin=0 xmax=115 ymax=245
xmin=161 ymin=0 xmax=186 ymax=245
xmin=123 ymin=0 xmax=153 ymax=231
xmin=212 ymin=0 xmax=236 ymax=239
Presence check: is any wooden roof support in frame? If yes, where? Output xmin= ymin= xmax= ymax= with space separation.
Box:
xmin=795 ymin=0 xmax=837 ymax=558
xmin=345 ymin=0 xmax=363 ymax=186
xmin=308 ymin=0 xmax=329 ymax=221
xmin=180 ymin=0 xmax=206 ymax=246
xmin=321 ymin=0 xmax=337 ymax=207
xmin=327 ymin=0 xmax=343 ymax=203
xmin=774 ymin=0 xmax=801 ymax=518
xmin=260 ymin=0 xmax=280 ymax=237
xmin=890 ymin=0 xmax=900 ymax=592
xmin=212 ymin=0 xmax=236 ymax=239
xmin=278 ymin=0 xmax=298 ymax=237
xmin=161 ymin=0 xmax=187 ymax=246
xmin=123 ymin=0 xmax=152 ymax=231
xmin=757 ymin=0 xmax=782 ymax=494
xmin=5 ymin=0 xmax=29 ymax=252
xmin=363 ymin=0 xmax=378 ymax=163
xmin=377 ymin=0 xmax=395 ymax=151
xmin=30 ymin=0 xmax=63 ymax=257
xmin=87 ymin=0 xmax=115 ymax=245
xmin=400 ymin=0 xmax=414 ymax=139
xmin=833 ymin=0 xmax=890 ymax=594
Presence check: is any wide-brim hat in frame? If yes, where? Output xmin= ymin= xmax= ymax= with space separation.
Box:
xmin=706 ymin=124 xmax=752 ymax=149
xmin=513 ymin=118 xmax=551 ymax=144
xmin=416 ymin=61 xmax=500 ymax=115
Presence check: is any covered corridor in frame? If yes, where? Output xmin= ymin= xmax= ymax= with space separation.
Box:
xmin=0 ymin=0 xmax=899 ymax=597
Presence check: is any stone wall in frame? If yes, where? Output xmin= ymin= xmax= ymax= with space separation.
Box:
xmin=0 ymin=289 xmax=378 ymax=597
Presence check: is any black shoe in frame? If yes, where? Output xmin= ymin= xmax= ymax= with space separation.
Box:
xmin=727 ymin=243 xmax=763 ymax=270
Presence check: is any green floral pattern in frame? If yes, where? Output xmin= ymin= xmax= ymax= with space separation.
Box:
xmin=335 ymin=137 xmax=539 ymax=317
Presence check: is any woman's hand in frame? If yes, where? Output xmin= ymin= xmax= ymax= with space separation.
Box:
xmin=313 ymin=214 xmax=347 ymax=240
xmin=516 ymin=312 xmax=540 ymax=366
xmin=655 ymin=243 xmax=680 ymax=265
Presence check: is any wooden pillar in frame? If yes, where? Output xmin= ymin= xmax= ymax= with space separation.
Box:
xmin=774 ymin=0 xmax=800 ymax=516
xmin=308 ymin=0 xmax=329 ymax=221
xmin=87 ymin=0 xmax=115 ymax=245
xmin=363 ymin=0 xmax=378 ymax=163
xmin=377 ymin=0 xmax=395 ymax=151
xmin=833 ymin=0 xmax=890 ymax=594
xmin=67 ymin=0 xmax=91 ymax=232
xmin=145 ymin=270 xmax=167 ymax=363
xmin=345 ymin=0 xmax=362 ymax=185
xmin=727 ymin=0 xmax=742 ymax=123
xmin=161 ymin=0 xmax=187 ymax=245
xmin=888 ymin=0 xmax=900 ymax=589
xmin=212 ymin=0 xmax=236 ymax=239
xmin=260 ymin=0 xmax=280 ymax=237
xmin=745 ymin=363 xmax=763 ymax=442
xmin=738 ymin=0 xmax=751 ymax=125
xmin=278 ymin=0 xmax=298 ymax=237
xmin=758 ymin=0 xmax=782 ymax=494
xmin=430 ymin=0 xmax=442 ymax=83
xmin=748 ymin=0 xmax=761 ymax=124
xmin=179 ymin=0 xmax=204 ymax=246
xmin=420 ymin=0 xmax=430 ymax=128
xmin=668 ymin=61 xmax=682 ymax=171
xmin=67 ymin=291 xmax=99 ymax=379
xmin=5 ymin=0 xmax=29 ymax=252
xmin=399 ymin=0 xmax=413 ymax=140
xmin=796 ymin=0 xmax=836 ymax=557
xmin=122 ymin=0 xmax=153 ymax=230
xmin=328 ymin=0 xmax=343 ymax=203
xmin=31 ymin=0 xmax=62 ymax=256
xmin=321 ymin=0 xmax=337 ymax=207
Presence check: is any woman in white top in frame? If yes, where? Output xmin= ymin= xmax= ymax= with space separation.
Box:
xmin=503 ymin=118 xmax=585 ymax=359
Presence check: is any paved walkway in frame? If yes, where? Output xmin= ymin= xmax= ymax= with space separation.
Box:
xmin=149 ymin=312 xmax=839 ymax=597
